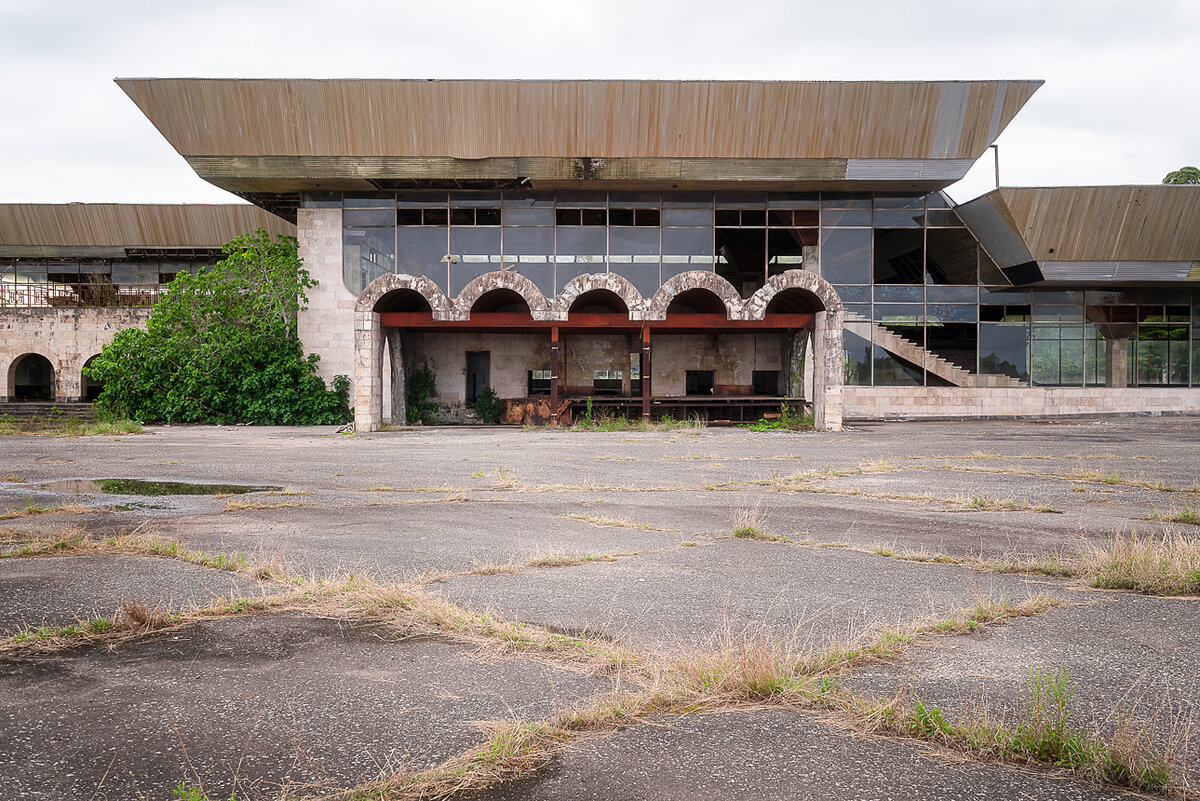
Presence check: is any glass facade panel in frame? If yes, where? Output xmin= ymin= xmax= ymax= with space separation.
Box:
xmin=395 ymin=227 xmax=451 ymax=292
xmin=555 ymin=226 xmax=607 ymax=273
xmin=1032 ymin=324 xmax=1084 ymax=386
xmin=843 ymin=322 xmax=872 ymax=386
xmin=502 ymin=227 xmax=555 ymax=296
xmin=449 ymin=227 xmax=502 ymax=294
xmin=979 ymin=323 xmax=1029 ymax=383
xmin=926 ymin=322 xmax=977 ymax=373
xmin=873 ymin=195 xmax=924 ymax=228
xmin=820 ymin=228 xmax=871 ymax=284
xmin=821 ymin=195 xmax=871 ymax=227
xmin=343 ymin=227 xmax=396 ymax=295
xmin=662 ymin=227 xmax=714 ymax=272
xmin=874 ymin=284 xmax=923 ymax=303
xmin=661 ymin=206 xmax=713 ymax=227
xmin=1137 ymin=324 xmax=1189 ymax=385
xmin=609 ymin=227 xmax=660 ymax=296
xmin=833 ymin=285 xmax=870 ymax=304
xmin=925 ymin=229 xmax=978 ymax=284
xmin=873 ymin=229 xmax=924 ymax=283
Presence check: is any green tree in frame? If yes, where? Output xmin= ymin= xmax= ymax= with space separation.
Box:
xmin=85 ymin=230 xmax=350 ymax=425
xmin=1162 ymin=166 xmax=1200 ymax=185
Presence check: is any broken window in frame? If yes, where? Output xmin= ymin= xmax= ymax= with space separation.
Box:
xmin=593 ymin=369 xmax=623 ymax=396
xmin=752 ymin=370 xmax=780 ymax=396
xmin=528 ymin=369 xmax=551 ymax=395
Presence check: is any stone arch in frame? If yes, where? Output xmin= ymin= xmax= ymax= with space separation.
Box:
xmin=82 ymin=354 xmax=105 ymax=402
xmin=454 ymin=271 xmax=552 ymax=321
xmin=647 ymin=271 xmax=744 ymax=321
xmin=7 ymin=352 xmax=56 ymax=401
xmin=553 ymin=273 xmax=647 ymax=320
xmin=743 ymin=270 xmax=843 ymax=321
xmin=355 ymin=273 xmax=452 ymax=319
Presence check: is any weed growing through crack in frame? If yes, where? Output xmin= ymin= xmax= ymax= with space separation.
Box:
xmin=1149 ymin=505 xmax=1200 ymax=527
xmin=527 ymin=552 xmax=618 ymax=568
xmin=731 ymin=503 xmax=779 ymax=540
xmin=560 ymin=513 xmax=679 ymax=532
xmin=1082 ymin=532 xmax=1200 ymax=595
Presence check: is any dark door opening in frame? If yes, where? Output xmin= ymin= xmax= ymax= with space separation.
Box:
xmin=12 ymin=354 xmax=54 ymax=401
xmin=466 ymin=351 xmax=490 ymax=402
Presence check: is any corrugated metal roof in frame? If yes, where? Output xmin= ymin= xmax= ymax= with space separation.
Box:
xmin=117 ymin=79 xmax=1041 ymax=161
xmin=0 ymin=204 xmax=294 ymax=249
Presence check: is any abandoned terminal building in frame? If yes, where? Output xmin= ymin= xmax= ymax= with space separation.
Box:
xmin=3 ymin=79 xmax=1199 ymax=430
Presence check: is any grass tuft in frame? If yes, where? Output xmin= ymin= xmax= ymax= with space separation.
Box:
xmin=1082 ymin=532 xmax=1200 ymax=595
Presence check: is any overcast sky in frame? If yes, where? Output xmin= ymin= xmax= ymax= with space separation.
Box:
xmin=1 ymin=0 xmax=1197 ymax=207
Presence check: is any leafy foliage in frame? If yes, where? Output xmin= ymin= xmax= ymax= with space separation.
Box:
xmin=1162 ymin=166 xmax=1200 ymax=185
xmin=406 ymin=363 xmax=437 ymax=424
xmin=474 ymin=386 xmax=503 ymax=424
xmin=84 ymin=230 xmax=350 ymax=425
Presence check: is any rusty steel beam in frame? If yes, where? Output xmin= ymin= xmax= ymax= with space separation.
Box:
xmin=376 ymin=312 xmax=814 ymax=329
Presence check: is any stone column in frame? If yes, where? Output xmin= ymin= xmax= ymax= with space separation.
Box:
xmin=385 ymin=328 xmax=408 ymax=424
xmin=354 ymin=310 xmax=382 ymax=432
xmin=783 ymin=329 xmax=814 ymax=400
xmin=1106 ymin=338 xmax=1129 ymax=388
xmin=812 ymin=310 xmax=844 ymax=431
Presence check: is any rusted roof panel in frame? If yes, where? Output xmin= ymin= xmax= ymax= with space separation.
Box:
xmin=0 ymin=204 xmax=294 ymax=249
xmin=998 ymin=186 xmax=1200 ymax=262
xmin=116 ymin=79 xmax=1041 ymax=161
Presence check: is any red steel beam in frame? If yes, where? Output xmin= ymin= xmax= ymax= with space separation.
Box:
xmin=377 ymin=312 xmax=814 ymax=329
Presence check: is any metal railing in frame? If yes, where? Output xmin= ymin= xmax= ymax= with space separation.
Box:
xmin=0 ymin=282 xmax=164 ymax=308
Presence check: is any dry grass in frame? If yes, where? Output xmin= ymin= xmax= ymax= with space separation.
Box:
xmin=1081 ymin=532 xmax=1200 ymax=596
xmin=560 ymin=513 xmax=679 ymax=532
xmin=1149 ymin=506 xmax=1200 ymax=527
xmin=731 ymin=503 xmax=777 ymax=540
xmin=0 ymin=502 xmax=97 ymax=520
xmin=526 ymin=552 xmax=619 ymax=569
xmin=223 ymin=498 xmax=311 ymax=512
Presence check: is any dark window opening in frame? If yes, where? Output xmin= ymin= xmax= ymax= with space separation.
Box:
xmin=11 ymin=354 xmax=54 ymax=401
xmin=593 ymin=369 xmax=623 ymax=396
xmin=83 ymin=355 xmax=103 ymax=401
xmin=716 ymin=228 xmax=767 ymax=297
xmin=528 ymin=369 xmax=551 ymax=395
xmin=466 ymin=352 xmax=490 ymax=403
xmin=753 ymin=370 xmax=781 ymax=396
xmin=873 ymin=229 xmax=925 ymax=284
xmin=686 ymin=370 xmax=715 ymax=396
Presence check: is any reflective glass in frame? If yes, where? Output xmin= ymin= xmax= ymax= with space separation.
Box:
xmin=875 ymin=304 xmax=924 ymax=324
xmin=925 ymin=229 xmax=978 ymax=284
xmin=112 ymin=263 xmax=158 ymax=284
xmin=342 ymin=227 xmax=395 ymax=295
xmin=980 ymin=287 xmax=1031 ymax=304
xmin=450 ymin=192 xmax=501 ymax=207
xmin=661 ymin=206 xmax=713 ymax=227
xmin=609 ymin=227 xmax=660 ymax=296
xmin=927 ymin=304 xmax=978 ymax=323
xmin=873 ymin=229 xmax=924 ymax=284
xmin=926 ymin=285 xmax=977 ymax=303
xmin=833 ymin=285 xmax=870 ymax=303
xmin=344 ymin=208 xmax=395 ymax=227
xmin=979 ymin=323 xmax=1029 ymax=383
xmin=1137 ymin=324 xmax=1189 ymax=385
xmin=821 ymin=196 xmax=871 ymax=227
xmin=714 ymin=192 xmax=766 ymax=209
xmin=843 ymin=303 xmax=871 ymax=319
xmin=926 ymin=322 xmax=977 ymax=371
xmin=767 ymin=192 xmax=819 ymax=209
xmin=843 ymin=322 xmax=872 ymax=385
xmin=873 ymin=195 xmax=924 ymax=228
xmin=396 ymin=227 xmax=450 ymax=291
xmin=449 ymin=228 xmax=502 ymax=294
xmin=1032 ymin=323 xmax=1084 ymax=386
xmin=343 ymin=193 xmax=394 ymax=208
xmin=555 ymin=227 xmax=607 ymax=270
xmin=502 ymin=227 xmax=555 ymax=295
xmin=874 ymin=284 xmax=923 ymax=303
xmin=820 ymin=228 xmax=871 ymax=284
xmin=662 ymin=228 xmax=714 ymax=269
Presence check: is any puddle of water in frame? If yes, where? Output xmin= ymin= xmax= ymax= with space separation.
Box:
xmin=41 ymin=479 xmax=282 ymax=496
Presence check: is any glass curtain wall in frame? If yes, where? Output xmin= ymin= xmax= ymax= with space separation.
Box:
xmin=0 ymin=258 xmax=210 ymax=308
xmin=332 ymin=191 xmax=1198 ymax=388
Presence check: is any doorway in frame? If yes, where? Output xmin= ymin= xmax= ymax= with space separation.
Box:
xmin=466 ymin=351 xmax=490 ymax=402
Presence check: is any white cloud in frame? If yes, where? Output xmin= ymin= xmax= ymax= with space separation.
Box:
xmin=1 ymin=0 xmax=1196 ymax=204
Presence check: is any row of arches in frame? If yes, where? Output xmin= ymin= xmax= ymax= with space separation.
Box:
xmin=356 ymin=269 xmax=843 ymax=319
xmin=2 ymin=353 xmax=103 ymax=402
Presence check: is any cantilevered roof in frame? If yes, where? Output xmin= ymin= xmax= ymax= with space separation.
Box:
xmin=0 ymin=203 xmax=294 ymax=258
xmin=956 ymin=186 xmax=1200 ymax=284
xmin=117 ymin=79 xmax=1042 ymax=200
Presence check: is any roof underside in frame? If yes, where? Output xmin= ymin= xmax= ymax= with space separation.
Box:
xmin=0 ymin=204 xmax=295 ymax=257
xmin=117 ymin=79 xmax=1042 ymax=198
xmin=956 ymin=186 xmax=1200 ymax=284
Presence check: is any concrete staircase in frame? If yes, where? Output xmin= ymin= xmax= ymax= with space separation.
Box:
xmin=0 ymin=402 xmax=97 ymax=421
xmin=845 ymin=313 xmax=1022 ymax=388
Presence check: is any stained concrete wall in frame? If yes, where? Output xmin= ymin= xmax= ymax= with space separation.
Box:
xmin=412 ymin=332 xmax=551 ymax=404
xmin=297 ymin=207 xmax=356 ymax=387
xmin=650 ymin=334 xmax=782 ymax=396
xmin=843 ymin=386 xmax=1200 ymax=419
xmin=0 ymin=308 xmax=150 ymax=401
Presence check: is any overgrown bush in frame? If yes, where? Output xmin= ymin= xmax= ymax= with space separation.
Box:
xmin=406 ymin=363 xmax=437 ymax=424
xmin=84 ymin=230 xmax=350 ymax=425
xmin=474 ymin=386 xmax=503 ymax=424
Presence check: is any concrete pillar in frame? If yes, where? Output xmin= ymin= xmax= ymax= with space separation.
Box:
xmin=783 ymin=329 xmax=814 ymax=400
xmin=385 ymin=328 xmax=409 ymax=424
xmin=354 ymin=310 xmax=382 ymax=432
xmin=813 ymin=310 xmax=844 ymax=431
xmin=1106 ymin=338 xmax=1129 ymax=388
